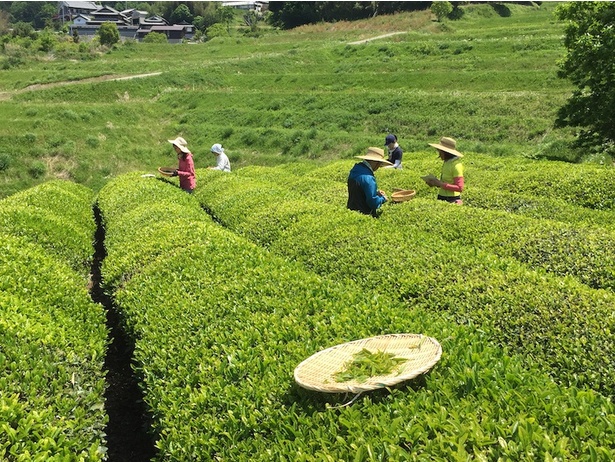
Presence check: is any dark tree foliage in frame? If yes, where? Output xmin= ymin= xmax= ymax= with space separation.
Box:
xmin=8 ymin=1 xmax=57 ymax=29
xmin=268 ymin=1 xmax=429 ymax=29
xmin=555 ymin=2 xmax=615 ymax=150
xmin=170 ymin=4 xmax=193 ymax=24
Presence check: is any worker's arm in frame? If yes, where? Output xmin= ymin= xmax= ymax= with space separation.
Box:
xmin=362 ymin=176 xmax=387 ymax=210
xmin=438 ymin=176 xmax=464 ymax=193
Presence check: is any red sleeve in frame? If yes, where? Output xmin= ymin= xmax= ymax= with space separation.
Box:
xmin=177 ymin=155 xmax=195 ymax=178
xmin=442 ymin=176 xmax=464 ymax=193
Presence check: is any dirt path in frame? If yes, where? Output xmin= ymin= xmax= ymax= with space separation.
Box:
xmin=0 ymin=72 xmax=162 ymax=101
xmin=347 ymin=31 xmax=406 ymax=45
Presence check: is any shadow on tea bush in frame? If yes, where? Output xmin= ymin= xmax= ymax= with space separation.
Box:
xmin=533 ymin=140 xmax=582 ymax=163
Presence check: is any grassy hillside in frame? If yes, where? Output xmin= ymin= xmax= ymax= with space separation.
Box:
xmin=0 ymin=2 xmax=589 ymax=198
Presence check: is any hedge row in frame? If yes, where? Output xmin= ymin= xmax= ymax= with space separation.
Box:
xmin=0 ymin=180 xmax=97 ymax=278
xmin=253 ymin=156 xmax=615 ymax=223
xmin=97 ymin=173 xmax=615 ymax=460
xmin=194 ymin=167 xmax=615 ymax=397
xmin=0 ymin=181 xmax=107 ymax=461
xmin=231 ymin=161 xmax=615 ymax=292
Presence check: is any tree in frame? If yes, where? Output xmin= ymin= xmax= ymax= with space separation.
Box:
xmin=268 ymin=2 xmax=428 ymax=30
xmin=216 ymin=6 xmax=235 ymax=33
xmin=555 ymin=2 xmax=615 ymax=151
xmin=170 ymin=4 xmax=193 ymax=24
xmin=38 ymin=28 xmax=55 ymax=52
xmin=431 ymin=1 xmax=453 ymax=22
xmin=0 ymin=10 xmax=9 ymax=35
xmin=98 ymin=22 xmax=120 ymax=47
xmin=9 ymin=1 xmax=56 ymax=30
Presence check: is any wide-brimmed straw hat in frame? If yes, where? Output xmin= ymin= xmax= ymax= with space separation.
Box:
xmin=355 ymin=147 xmax=393 ymax=165
xmin=428 ymin=137 xmax=463 ymax=158
xmin=168 ymin=136 xmax=190 ymax=154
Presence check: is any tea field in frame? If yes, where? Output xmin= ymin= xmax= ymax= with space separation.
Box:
xmin=1 ymin=2 xmax=615 ymax=461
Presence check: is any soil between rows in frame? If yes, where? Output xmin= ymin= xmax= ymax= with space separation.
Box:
xmin=91 ymin=206 xmax=156 ymax=461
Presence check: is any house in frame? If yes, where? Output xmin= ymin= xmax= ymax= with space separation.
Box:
xmin=71 ymin=13 xmax=91 ymax=27
xmin=58 ymin=1 xmax=100 ymax=22
xmin=137 ymin=25 xmax=194 ymax=44
xmin=222 ymin=1 xmax=269 ymax=12
xmin=85 ymin=6 xmax=131 ymax=26
xmin=69 ymin=5 xmax=194 ymax=43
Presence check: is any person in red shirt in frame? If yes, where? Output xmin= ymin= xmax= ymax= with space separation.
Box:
xmin=167 ymin=136 xmax=196 ymax=193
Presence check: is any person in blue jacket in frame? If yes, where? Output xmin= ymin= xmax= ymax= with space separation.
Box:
xmin=347 ymin=147 xmax=392 ymax=217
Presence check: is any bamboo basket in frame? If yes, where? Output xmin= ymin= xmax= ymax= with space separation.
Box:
xmin=294 ymin=333 xmax=442 ymax=394
xmin=391 ymin=189 xmax=416 ymax=202
xmin=158 ymin=167 xmax=176 ymax=177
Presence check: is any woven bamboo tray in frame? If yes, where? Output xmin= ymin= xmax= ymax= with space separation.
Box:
xmin=294 ymin=333 xmax=442 ymax=394
xmin=391 ymin=189 xmax=416 ymax=203
xmin=158 ymin=166 xmax=176 ymax=177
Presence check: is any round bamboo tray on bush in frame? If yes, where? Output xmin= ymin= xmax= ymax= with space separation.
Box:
xmin=391 ymin=189 xmax=416 ymax=203
xmin=294 ymin=333 xmax=442 ymax=394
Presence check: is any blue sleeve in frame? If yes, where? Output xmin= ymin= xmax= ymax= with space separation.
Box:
xmin=359 ymin=175 xmax=386 ymax=210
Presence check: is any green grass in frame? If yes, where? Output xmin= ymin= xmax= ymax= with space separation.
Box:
xmin=0 ymin=2 xmax=591 ymax=199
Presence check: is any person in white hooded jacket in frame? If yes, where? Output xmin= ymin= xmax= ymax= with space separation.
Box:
xmin=208 ymin=143 xmax=231 ymax=172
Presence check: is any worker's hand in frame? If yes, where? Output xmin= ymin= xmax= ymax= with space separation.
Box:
xmin=424 ymin=177 xmax=438 ymax=187
xmin=422 ymin=174 xmax=437 ymax=187
xmin=378 ymin=190 xmax=388 ymax=201
xmin=172 ymin=170 xmax=178 ymax=177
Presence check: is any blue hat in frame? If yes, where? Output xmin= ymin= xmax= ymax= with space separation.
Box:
xmin=385 ymin=134 xmax=397 ymax=145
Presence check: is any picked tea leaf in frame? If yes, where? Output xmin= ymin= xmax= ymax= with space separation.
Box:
xmin=334 ymin=348 xmax=408 ymax=383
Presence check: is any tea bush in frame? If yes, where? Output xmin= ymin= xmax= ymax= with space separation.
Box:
xmin=0 ymin=181 xmax=107 ymax=460
xmin=195 ymin=164 xmax=615 ymax=397
xmin=96 ymin=173 xmax=615 ymax=460
xmin=0 ymin=180 xmax=95 ymax=276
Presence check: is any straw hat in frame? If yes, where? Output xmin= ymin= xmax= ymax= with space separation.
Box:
xmin=168 ymin=136 xmax=190 ymax=154
xmin=355 ymin=147 xmax=393 ymax=165
xmin=428 ymin=137 xmax=463 ymax=158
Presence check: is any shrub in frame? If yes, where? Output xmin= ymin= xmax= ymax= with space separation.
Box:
xmin=431 ymin=1 xmax=453 ymax=21
xmin=143 ymin=32 xmax=167 ymax=43
xmin=0 ymin=153 xmax=10 ymax=171
xmin=97 ymin=22 xmax=119 ymax=47
xmin=206 ymin=23 xmax=229 ymax=40
xmin=28 ymin=160 xmax=46 ymax=178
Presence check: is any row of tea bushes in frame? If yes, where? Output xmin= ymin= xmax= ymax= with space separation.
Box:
xmin=195 ymin=168 xmax=615 ymax=397
xmin=463 ymin=186 xmax=615 ymax=230
xmin=0 ymin=180 xmax=97 ymax=278
xmin=254 ymin=157 xmax=615 ymax=226
xmin=232 ymin=161 xmax=615 ymax=292
xmin=0 ymin=181 xmax=108 ymax=460
xmin=96 ymin=173 xmax=615 ymax=460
